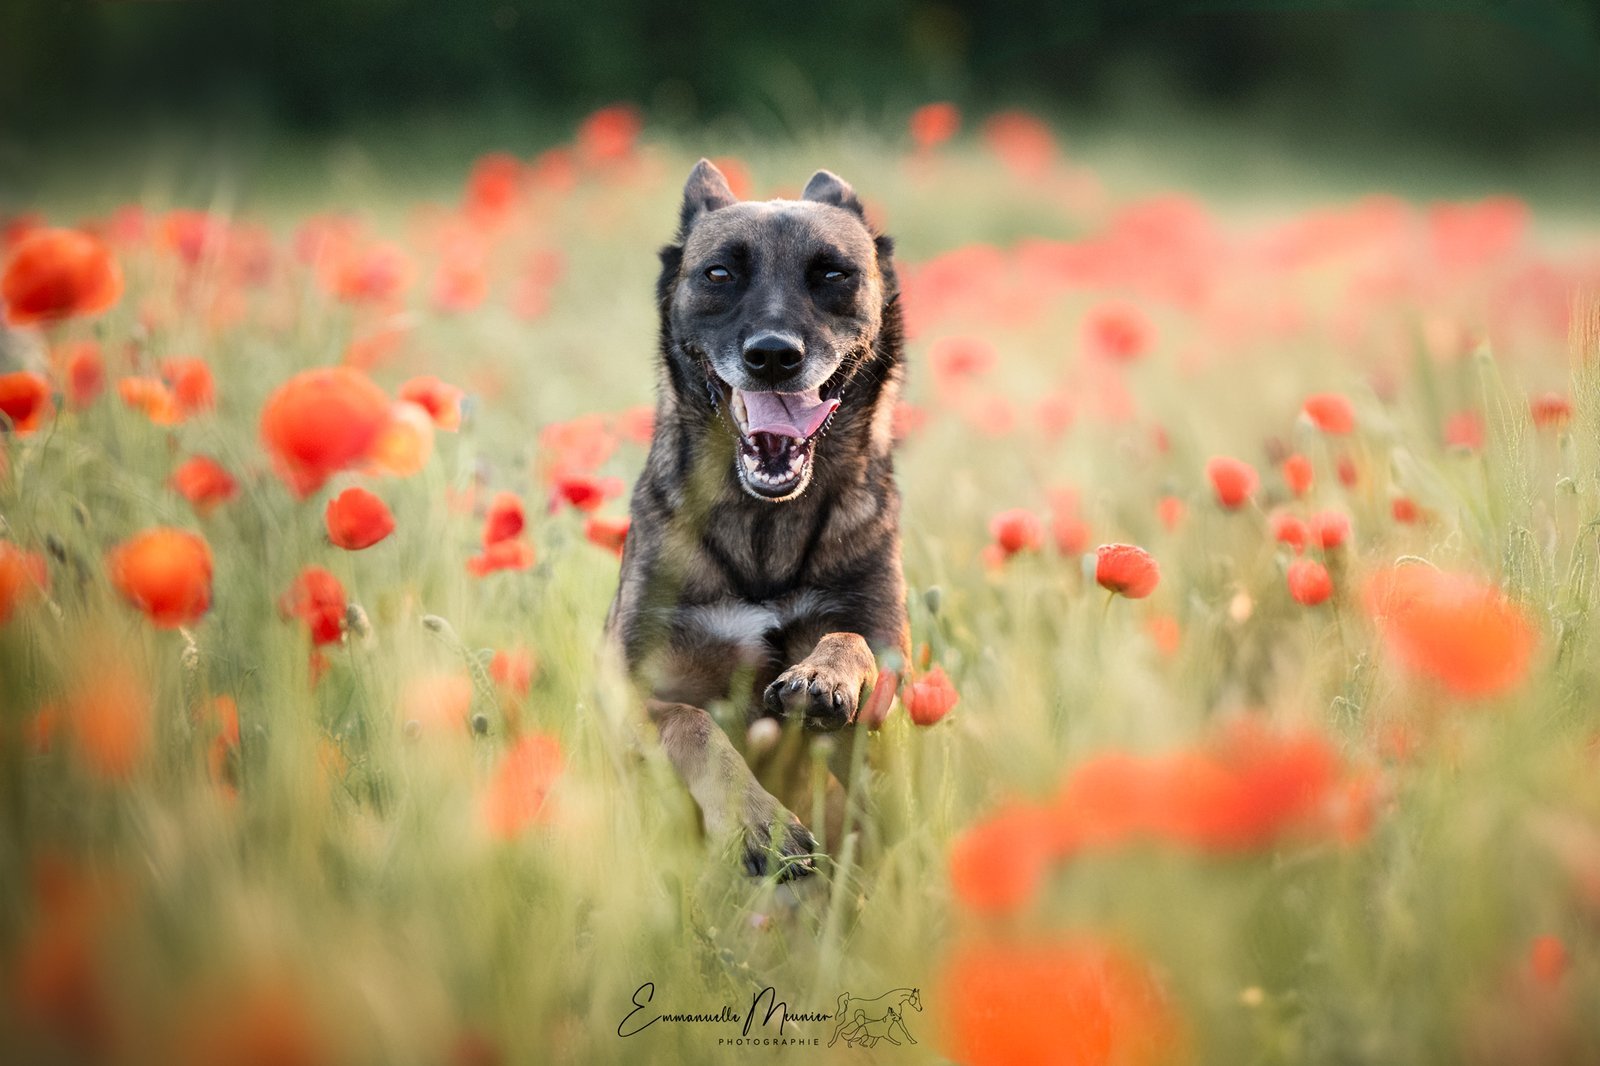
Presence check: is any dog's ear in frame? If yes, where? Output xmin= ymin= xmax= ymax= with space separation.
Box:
xmin=802 ymin=169 xmax=865 ymax=219
xmin=679 ymin=158 xmax=738 ymax=235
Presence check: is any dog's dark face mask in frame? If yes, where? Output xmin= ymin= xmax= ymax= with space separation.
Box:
xmin=661 ymin=160 xmax=888 ymax=503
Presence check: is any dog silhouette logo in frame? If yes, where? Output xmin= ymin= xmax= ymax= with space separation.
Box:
xmin=827 ymin=988 xmax=922 ymax=1049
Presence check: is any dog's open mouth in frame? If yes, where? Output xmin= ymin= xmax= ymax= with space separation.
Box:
xmin=727 ymin=387 xmax=840 ymax=500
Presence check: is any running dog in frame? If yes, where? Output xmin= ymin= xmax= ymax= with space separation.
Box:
xmin=605 ymin=159 xmax=908 ymax=878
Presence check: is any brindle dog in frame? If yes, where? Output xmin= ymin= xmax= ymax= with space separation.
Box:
xmin=605 ymin=159 xmax=908 ymax=879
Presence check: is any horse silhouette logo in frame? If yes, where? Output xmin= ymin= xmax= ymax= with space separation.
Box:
xmin=827 ymin=988 xmax=921 ymax=1049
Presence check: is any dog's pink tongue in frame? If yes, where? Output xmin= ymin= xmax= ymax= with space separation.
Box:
xmin=738 ymin=388 xmax=839 ymax=439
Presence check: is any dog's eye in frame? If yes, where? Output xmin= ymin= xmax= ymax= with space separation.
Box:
xmin=822 ymin=269 xmax=850 ymax=282
xmin=704 ymin=266 xmax=733 ymax=283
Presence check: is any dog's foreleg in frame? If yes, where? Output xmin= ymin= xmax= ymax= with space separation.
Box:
xmin=645 ymin=699 xmax=818 ymax=880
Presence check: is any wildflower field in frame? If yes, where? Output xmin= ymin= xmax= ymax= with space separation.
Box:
xmin=4 ymin=107 xmax=1600 ymax=1065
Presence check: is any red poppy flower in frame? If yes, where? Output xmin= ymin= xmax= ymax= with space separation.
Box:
xmin=467 ymin=539 xmax=536 ymax=577
xmin=584 ymin=515 xmax=629 ymax=557
xmin=1156 ymin=495 xmax=1186 ymax=532
xmin=939 ymin=938 xmax=1180 ymax=1066
xmin=576 ymin=104 xmax=642 ymax=165
xmin=905 ymin=666 xmax=959 ymax=725
xmin=1096 ymin=543 xmax=1160 ymax=599
xmin=324 ymin=487 xmax=396 ymax=550
xmin=62 ymin=659 xmax=151 ymax=781
xmin=1287 ymin=558 xmax=1333 ymax=605
xmin=1269 ymin=510 xmax=1308 ymax=553
xmin=1308 ymin=510 xmax=1351 ymax=550
xmin=1363 ymin=565 xmax=1537 ymax=698
xmin=260 ymin=367 xmax=391 ymax=498
xmin=1302 ymin=393 xmax=1356 ymax=434
xmin=279 ymin=567 xmax=346 ymax=646
xmin=948 ymin=802 xmax=1053 ymax=914
xmin=397 ymin=375 xmax=464 ymax=431
xmin=1282 ymin=453 xmax=1313 ymax=496
xmin=980 ymin=110 xmax=1057 ymax=180
xmin=106 ymin=528 xmax=213 ymax=628
xmin=483 ymin=492 xmax=526 ymax=545
xmin=1082 ymin=301 xmax=1154 ymax=363
xmin=59 ymin=341 xmax=104 ymax=408
xmin=1391 ymin=496 xmax=1421 ymax=524
xmin=170 ymin=456 xmax=239 ymax=516
xmin=1529 ymin=392 xmax=1572 ymax=430
xmin=1445 ymin=410 xmax=1484 ymax=450
xmin=159 ymin=356 xmax=215 ymax=416
xmin=1206 ymin=456 xmax=1259 ymax=510
xmin=930 ymin=336 xmax=997 ymax=386
xmin=1528 ymin=935 xmax=1568 ymax=986
xmin=0 ymin=542 xmax=49 ymax=624
xmin=0 ymin=371 xmax=53 ymax=434
xmin=1 ymin=228 xmax=123 ymax=325
xmin=463 ymin=153 xmax=524 ymax=220
xmin=909 ymin=102 xmax=961 ymax=151
xmin=321 ymin=241 xmax=414 ymax=305
xmin=117 ymin=376 xmax=181 ymax=426
xmin=490 ymin=647 xmax=537 ymax=697
xmin=988 ymin=509 xmax=1043 ymax=558
xmin=553 ymin=473 xmax=623 ymax=513
xmin=482 ymin=733 xmax=564 ymax=838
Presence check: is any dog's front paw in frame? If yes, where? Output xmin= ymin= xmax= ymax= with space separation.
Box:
xmin=738 ymin=792 xmax=819 ymax=881
xmin=763 ymin=661 xmax=863 ymax=730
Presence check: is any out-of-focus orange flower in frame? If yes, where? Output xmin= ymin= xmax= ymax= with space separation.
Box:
xmin=1145 ymin=614 xmax=1181 ymax=656
xmin=1096 ymin=544 xmax=1160 ymax=599
xmin=0 ymin=541 xmax=49 ymax=624
xmin=905 ymin=666 xmax=958 ymax=725
xmin=949 ymin=802 xmax=1052 ymax=914
xmin=1 ymin=227 xmax=123 ymax=325
xmin=106 ymin=527 xmax=213 ymax=628
xmin=1309 ymin=510 xmax=1351 ymax=550
xmin=199 ymin=695 xmax=241 ymax=797
xmin=11 ymin=901 xmax=115 ymax=1055
xmin=159 ymin=357 xmax=215 ymax=416
xmin=909 ymin=102 xmax=961 ymax=151
xmin=324 ymin=487 xmax=396 ymax=550
xmin=540 ymin=414 xmax=617 ymax=479
xmin=988 ymin=509 xmax=1043 ymax=558
xmin=467 ymin=539 xmax=536 ymax=577
xmin=939 ymin=938 xmax=1180 ymax=1066
xmin=929 ymin=336 xmax=996 ymax=388
xmin=1282 ymin=453 xmax=1314 ymax=496
xmin=58 ymin=341 xmax=104 ymax=408
xmin=1287 ymin=558 xmax=1333 ymax=606
xmin=980 ymin=110 xmax=1057 ymax=180
xmin=260 ymin=367 xmax=391 ymax=497
xmin=1302 ymin=393 xmax=1355 ymax=434
xmin=1206 ymin=456 xmax=1258 ymax=510
xmin=490 ymin=647 xmax=537 ymax=698
xmin=62 ymin=658 xmax=152 ymax=781
xmin=1528 ymin=935 xmax=1569 ymax=987
xmin=576 ymin=104 xmax=642 ymax=166
xmin=1530 ymin=392 xmax=1572 ymax=430
xmin=279 ymin=567 xmax=346 ymax=646
xmin=1157 ymin=495 xmax=1187 ymax=532
xmin=398 ymin=375 xmax=464 ymax=431
xmin=614 ymin=405 xmax=654 ymax=445
xmin=1048 ymin=490 xmax=1091 ymax=556
xmin=1082 ymin=301 xmax=1154 ymax=363
xmin=707 ymin=156 xmax=754 ymax=199
xmin=463 ymin=152 xmax=524 ymax=221
xmin=158 ymin=209 xmax=224 ymax=267
xmin=366 ymin=402 xmax=434 ymax=478
xmin=1445 ymin=410 xmax=1485 ymax=450
xmin=401 ymin=672 xmax=474 ymax=734
xmin=118 ymin=376 xmax=181 ymax=425
xmin=1053 ymin=751 xmax=1165 ymax=850
xmin=1363 ymin=565 xmax=1537 ymax=699
xmin=1270 ymin=510 xmax=1308 ymax=553
xmin=174 ymin=975 xmax=334 ymax=1066
xmin=584 ymin=515 xmax=629 ymax=557
xmin=0 ymin=370 xmax=53 ymax=434
xmin=553 ymin=473 xmax=623 ymax=513
xmin=482 ymin=733 xmax=564 ymax=838
xmin=321 ymin=241 xmax=414 ymax=305
xmin=170 ymin=456 xmax=240 ymax=516
xmin=1392 ymin=496 xmax=1422 ymax=524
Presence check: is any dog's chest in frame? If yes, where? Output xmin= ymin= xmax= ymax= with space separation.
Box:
xmin=673 ymin=590 xmax=831 ymax=661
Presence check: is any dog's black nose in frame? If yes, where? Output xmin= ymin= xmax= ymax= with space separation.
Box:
xmin=742 ymin=333 xmax=805 ymax=386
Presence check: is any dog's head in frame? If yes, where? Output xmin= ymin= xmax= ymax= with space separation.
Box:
xmin=658 ymin=159 xmax=894 ymax=503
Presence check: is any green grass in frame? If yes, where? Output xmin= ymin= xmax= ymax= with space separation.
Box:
xmin=3 ymin=125 xmax=1600 ymax=1065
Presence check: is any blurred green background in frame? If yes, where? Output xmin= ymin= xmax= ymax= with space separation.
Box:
xmin=5 ymin=1 xmax=1598 ymax=147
